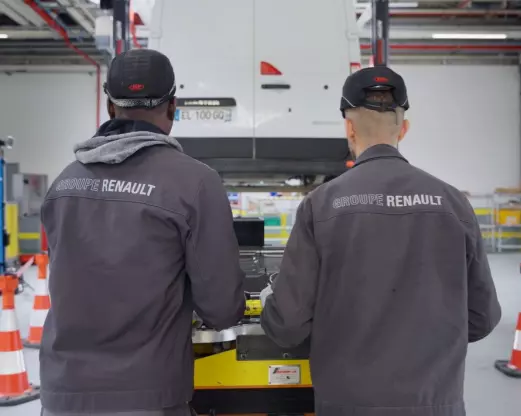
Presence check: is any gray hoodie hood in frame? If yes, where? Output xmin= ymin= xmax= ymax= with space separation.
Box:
xmin=74 ymin=120 xmax=183 ymax=164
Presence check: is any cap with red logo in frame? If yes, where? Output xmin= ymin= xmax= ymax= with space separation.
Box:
xmin=340 ymin=66 xmax=409 ymax=117
xmin=104 ymin=49 xmax=176 ymax=109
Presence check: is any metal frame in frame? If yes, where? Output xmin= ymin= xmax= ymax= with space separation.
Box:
xmin=371 ymin=0 xmax=390 ymax=66
xmin=203 ymin=158 xmax=346 ymax=177
xmin=1 ymin=1 xmax=521 ymax=65
xmin=0 ymin=136 xmax=14 ymax=274
xmin=112 ymin=0 xmax=129 ymax=55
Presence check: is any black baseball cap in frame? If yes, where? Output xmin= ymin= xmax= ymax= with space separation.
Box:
xmin=104 ymin=49 xmax=176 ymax=109
xmin=340 ymin=66 xmax=409 ymax=117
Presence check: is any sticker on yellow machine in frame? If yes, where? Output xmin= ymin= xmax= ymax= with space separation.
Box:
xmin=268 ymin=364 xmax=301 ymax=385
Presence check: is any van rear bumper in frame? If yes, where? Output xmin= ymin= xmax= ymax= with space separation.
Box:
xmin=177 ymin=137 xmax=350 ymax=176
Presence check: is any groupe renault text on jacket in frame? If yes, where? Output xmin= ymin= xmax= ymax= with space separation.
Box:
xmin=40 ymin=119 xmax=245 ymax=413
xmin=261 ymin=144 xmax=501 ymax=416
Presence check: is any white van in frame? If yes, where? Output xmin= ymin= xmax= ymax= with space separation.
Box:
xmin=148 ymin=0 xmax=361 ymax=184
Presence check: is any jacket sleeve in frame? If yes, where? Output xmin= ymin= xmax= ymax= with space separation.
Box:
xmin=185 ymin=169 xmax=245 ymax=331
xmin=467 ymin=216 xmax=501 ymax=343
xmin=261 ymin=197 xmax=319 ymax=348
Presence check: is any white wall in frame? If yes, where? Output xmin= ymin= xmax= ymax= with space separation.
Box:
xmin=0 ymin=64 xmax=519 ymax=193
xmin=0 ymin=70 xmax=108 ymax=182
xmin=393 ymin=65 xmax=520 ymax=194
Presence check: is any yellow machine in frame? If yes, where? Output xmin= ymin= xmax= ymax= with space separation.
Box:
xmin=5 ymin=202 xmax=20 ymax=264
xmin=192 ymin=283 xmax=314 ymax=415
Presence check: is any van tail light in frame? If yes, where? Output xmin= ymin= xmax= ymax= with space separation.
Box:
xmin=261 ymin=61 xmax=283 ymax=76
xmin=350 ymin=62 xmax=361 ymax=74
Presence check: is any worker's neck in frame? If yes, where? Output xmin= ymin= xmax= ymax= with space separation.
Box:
xmin=116 ymin=112 xmax=157 ymax=124
xmin=354 ymin=140 xmax=398 ymax=159
xmin=114 ymin=113 xmax=168 ymax=134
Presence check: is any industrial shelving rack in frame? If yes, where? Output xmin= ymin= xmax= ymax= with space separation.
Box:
xmin=494 ymin=188 xmax=521 ymax=253
xmin=464 ymin=192 xmax=496 ymax=253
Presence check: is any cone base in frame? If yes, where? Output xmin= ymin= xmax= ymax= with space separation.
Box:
xmin=22 ymin=339 xmax=41 ymax=349
xmin=0 ymin=384 xmax=40 ymax=407
xmin=494 ymin=360 xmax=521 ymax=378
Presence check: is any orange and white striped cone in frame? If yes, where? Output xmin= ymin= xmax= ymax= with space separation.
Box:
xmin=0 ymin=274 xmax=40 ymax=406
xmin=495 ymin=313 xmax=521 ymax=378
xmin=23 ymin=253 xmax=51 ymax=349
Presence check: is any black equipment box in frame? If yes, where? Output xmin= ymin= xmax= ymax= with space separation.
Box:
xmin=233 ymin=217 xmax=264 ymax=248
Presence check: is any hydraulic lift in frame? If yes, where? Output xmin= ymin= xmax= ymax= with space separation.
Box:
xmin=92 ymin=1 xmax=392 ymax=414
xmin=100 ymin=0 xmax=130 ymax=55
xmin=190 ymin=3 xmax=391 ymax=411
xmin=371 ymin=0 xmax=390 ymax=66
xmin=191 ymin=218 xmax=313 ymax=415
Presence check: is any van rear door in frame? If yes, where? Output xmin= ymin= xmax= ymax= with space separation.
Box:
xmin=148 ymin=0 xmax=254 ymax=142
xmin=254 ymin=0 xmax=359 ymax=141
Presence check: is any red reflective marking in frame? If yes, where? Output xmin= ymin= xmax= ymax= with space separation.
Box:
xmin=128 ymin=84 xmax=145 ymax=91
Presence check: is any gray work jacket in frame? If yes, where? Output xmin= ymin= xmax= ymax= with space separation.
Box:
xmin=261 ymin=144 xmax=501 ymax=416
xmin=40 ymin=127 xmax=245 ymax=413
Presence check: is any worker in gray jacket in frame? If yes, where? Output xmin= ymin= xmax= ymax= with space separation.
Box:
xmin=260 ymin=66 xmax=501 ymax=416
xmin=40 ymin=49 xmax=245 ymax=416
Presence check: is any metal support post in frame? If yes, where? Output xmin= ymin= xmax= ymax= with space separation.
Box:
xmin=113 ymin=0 xmax=130 ymax=55
xmin=371 ymin=0 xmax=389 ymax=66
xmin=0 ymin=137 xmax=14 ymax=275
xmin=0 ymin=147 xmax=5 ymax=275
xmin=519 ymin=58 xmax=521 ymax=184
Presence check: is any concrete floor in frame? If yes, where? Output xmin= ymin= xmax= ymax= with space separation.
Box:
xmin=3 ymin=253 xmax=521 ymax=415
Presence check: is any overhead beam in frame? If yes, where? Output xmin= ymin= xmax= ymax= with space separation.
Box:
xmin=357 ymin=3 xmax=372 ymax=29
xmin=357 ymin=8 xmax=521 ymax=16
xmin=71 ymin=0 xmax=96 ymax=24
xmin=358 ymin=0 xmax=521 ymax=3
xmin=5 ymin=26 xmax=517 ymax=43
xmin=411 ymin=0 xmax=512 ymax=2
xmin=361 ymin=54 xmax=520 ymax=62
xmin=360 ymin=26 xmax=521 ymax=40
xmin=56 ymin=0 xmax=95 ymax=34
xmin=0 ymin=64 xmax=104 ymax=73
xmin=7 ymin=0 xmax=47 ymax=27
xmin=0 ymin=56 xmax=105 ymax=66
xmin=0 ymin=27 xmax=85 ymax=39
xmin=0 ymin=1 xmax=31 ymax=26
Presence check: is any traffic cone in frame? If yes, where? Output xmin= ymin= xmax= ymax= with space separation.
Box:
xmin=0 ymin=274 xmax=40 ymax=406
xmin=23 ymin=253 xmax=51 ymax=349
xmin=495 ymin=313 xmax=521 ymax=378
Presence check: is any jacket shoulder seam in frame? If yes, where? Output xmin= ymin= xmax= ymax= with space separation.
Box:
xmin=43 ymin=194 xmax=188 ymax=218
xmin=315 ymin=210 xmax=474 ymax=225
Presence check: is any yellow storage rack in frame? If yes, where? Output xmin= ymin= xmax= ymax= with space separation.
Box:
xmin=494 ymin=188 xmax=521 ymax=252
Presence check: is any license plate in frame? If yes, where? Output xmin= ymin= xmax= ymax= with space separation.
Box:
xmin=175 ymin=108 xmax=232 ymax=123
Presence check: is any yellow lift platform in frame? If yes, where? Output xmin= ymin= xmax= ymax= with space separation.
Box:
xmin=192 ymin=291 xmax=314 ymax=415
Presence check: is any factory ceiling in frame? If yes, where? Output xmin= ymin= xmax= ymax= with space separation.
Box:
xmin=0 ymin=0 xmax=520 ymax=69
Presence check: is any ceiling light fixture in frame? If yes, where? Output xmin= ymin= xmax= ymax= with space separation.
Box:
xmin=432 ymin=33 xmax=508 ymax=40
xmin=389 ymin=2 xmax=419 ymax=7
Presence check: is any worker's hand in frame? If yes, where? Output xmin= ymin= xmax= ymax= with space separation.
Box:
xmin=260 ymin=284 xmax=273 ymax=308
xmin=192 ymin=311 xmax=203 ymax=329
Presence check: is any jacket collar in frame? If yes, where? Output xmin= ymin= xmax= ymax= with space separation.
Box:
xmin=353 ymin=144 xmax=408 ymax=168
xmin=94 ymin=118 xmax=169 ymax=138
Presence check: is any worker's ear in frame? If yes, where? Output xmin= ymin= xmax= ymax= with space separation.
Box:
xmin=344 ymin=117 xmax=356 ymax=144
xmin=167 ymin=97 xmax=176 ymax=122
xmin=107 ymin=99 xmax=115 ymax=120
xmin=397 ymin=118 xmax=410 ymax=143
